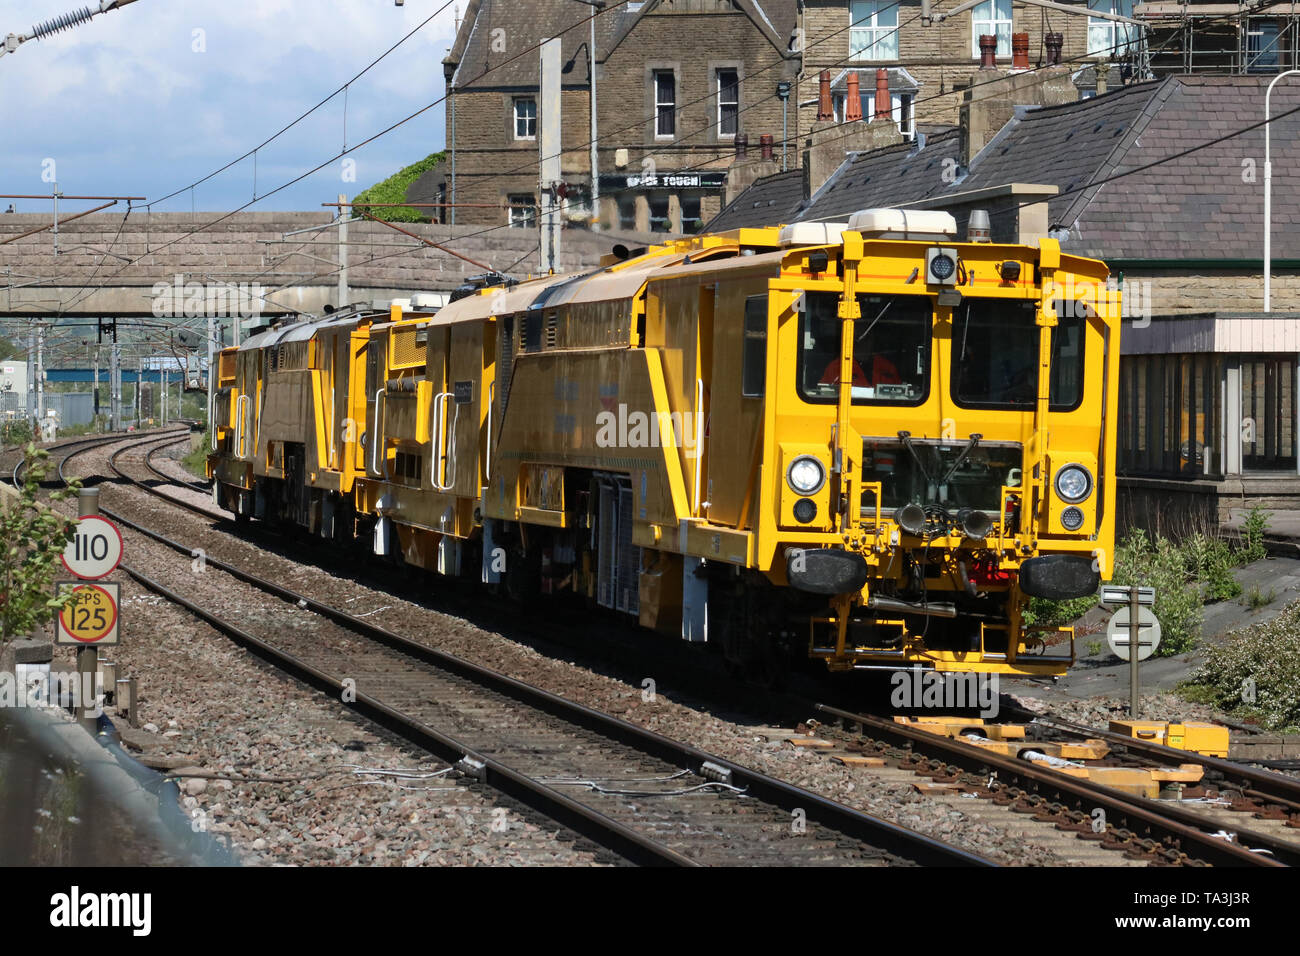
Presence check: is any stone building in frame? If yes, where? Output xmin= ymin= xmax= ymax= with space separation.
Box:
xmin=799 ymin=0 xmax=1143 ymax=130
xmin=438 ymin=0 xmax=799 ymax=232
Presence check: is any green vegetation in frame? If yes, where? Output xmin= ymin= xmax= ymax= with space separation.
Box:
xmin=1025 ymin=514 xmax=1273 ymax=659
xmin=1244 ymin=584 xmax=1276 ymax=610
xmin=0 ymin=446 xmax=81 ymax=642
xmin=1022 ymin=594 xmax=1097 ymax=628
xmin=352 ymin=152 xmax=446 ymax=223
xmin=1109 ymin=529 xmax=1204 ymax=656
xmin=1241 ymin=503 xmax=1269 ymax=564
xmin=1180 ymin=600 xmax=1300 ymax=731
xmin=1182 ymin=532 xmax=1242 ymax=602
xmin=182 ymin=432 xmax=210 ymax=478
xmin=1 ymin=420 xmax=33 ymax=447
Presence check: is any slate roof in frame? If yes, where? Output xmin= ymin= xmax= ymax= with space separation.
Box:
xmin=1067 ymin=75 xmax=1300 ymax=260
xmin=708 ymin=168 xmax=806 ymax=232
xmin=447 ymin=0 xmax=794 ymax=90
xmin=801 ymin=127 xmax=963 ymax=224
xmin=707 ymin=75 xmax=1300 ymax=260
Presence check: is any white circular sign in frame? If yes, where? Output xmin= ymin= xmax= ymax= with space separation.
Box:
xmin=61 ymin=516 xmax=124 ymax=580
xmin=1107 ymin=606 xmax=1161 ymax=662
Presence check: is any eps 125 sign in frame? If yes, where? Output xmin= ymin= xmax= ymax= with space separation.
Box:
xmin=54 ymin=581 xmax=121 ymax=646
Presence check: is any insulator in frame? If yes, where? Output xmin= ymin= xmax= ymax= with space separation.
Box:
xmin=30 ymin=7 xmax=96 ymax=41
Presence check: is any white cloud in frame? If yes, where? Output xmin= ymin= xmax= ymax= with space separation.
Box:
xmin=0 ymin=0 xmax=457 ymax=209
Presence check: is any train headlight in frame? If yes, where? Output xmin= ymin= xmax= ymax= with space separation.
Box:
xmin=1054 ymin=464 xmax=1093 ymax=503
xmin=786 ymin=456 xmax=826 ymax=495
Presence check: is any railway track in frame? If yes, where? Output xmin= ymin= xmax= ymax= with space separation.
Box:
xmin=74 ymin=432 xmax=1300 ymax=867
xmin=50 ymin=432 xmax=994 ymax=867
xmin=806 ymin=702 xmax=1290 ymax=867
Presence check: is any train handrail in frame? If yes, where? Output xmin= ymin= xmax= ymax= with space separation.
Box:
xmin=235 ymin=395 xmax=250 ymax=459
xmin=369 ymin=388 xmax=386 ymax=478
xmin=431 ymin=391 xmax=455 ymax=491
xmin=485 ymin=382 xmax=494 ymax=482
xmin=693 ymin=378 xmax=704 ymax=514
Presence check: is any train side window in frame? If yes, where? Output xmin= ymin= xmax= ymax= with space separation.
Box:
xmin=742 ymin=295 xmax=767 ymax=397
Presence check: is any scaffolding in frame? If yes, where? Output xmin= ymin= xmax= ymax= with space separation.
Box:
xmin=1137 ymin=0 xmax=1300 ymax=74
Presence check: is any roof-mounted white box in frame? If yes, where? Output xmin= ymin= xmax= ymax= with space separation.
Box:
xmin=778 ymin=222 xmax=848 ymax=247
xmin=847 ymin=208 xmax=957 ymax=241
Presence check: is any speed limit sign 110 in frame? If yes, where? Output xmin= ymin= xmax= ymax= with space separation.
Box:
xmin=61 ymin=516 xmax=123 ymax=580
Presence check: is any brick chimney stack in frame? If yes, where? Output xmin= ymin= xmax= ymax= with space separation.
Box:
xmin=817 ymin=70 xmax=833 ymax=121
xmin=978 ymin=35 xmax=998 ymax=70
xmin=845 ymin=72 xmax=862 ymax=122
xmin=1011 ymin=32 xmax=1030 ymax=71
xmin=1045 ymin=32 xmax=1063 ymax=66
xmin=874 ymin=69 xmax=891 ymax=121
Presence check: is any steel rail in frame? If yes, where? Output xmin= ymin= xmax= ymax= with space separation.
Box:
xmin=814 ymin=702 xmax=1289 ymax=867
xmin=63 ymin=433 xmax=996 ymax=867
xmin=1002 ymin=702 xmax=1300 ymax=813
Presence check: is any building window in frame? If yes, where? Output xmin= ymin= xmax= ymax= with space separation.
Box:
xmin=508 ymin=194 xmax=536 ymax=228
xmin=618 ymin=195 xmax=637 ymax=231
xmin=680 ymin=195 xmax=703 ymax=234
xmin=654 ymin=70 xmax=676 ymax=139
xmin=971 ymin=0 xmax=1012 ymax=58
xmin=1087 ymin=0 xmax=1137 ymax=58
xmin=850 ymin=0 xmax=899 ymax=61
xmin=513 ymin=98 xmax=537 ymax=140
xmin=717 ymin=69 xmax=739 ymax=138
xmin=1247 ymin=19 xmax=1281 ymax=73
xmin=648 ymin=194 xmax=671 ymax=232
xmin=892 ymin=92 xmax=915 ymax=138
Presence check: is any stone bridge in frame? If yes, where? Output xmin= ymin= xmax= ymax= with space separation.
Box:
xmin=0 ymin=211 xmax=657 ymax=322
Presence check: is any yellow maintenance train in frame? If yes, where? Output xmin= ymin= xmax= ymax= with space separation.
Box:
xmin=208 ymin=208 xmax=1120 ymax=682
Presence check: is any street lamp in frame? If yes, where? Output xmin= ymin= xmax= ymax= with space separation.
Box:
xmin=569 ymin=0 xmax=604 ymax=230
xmin=1264 ymin=69 xmax=1300 ymax=313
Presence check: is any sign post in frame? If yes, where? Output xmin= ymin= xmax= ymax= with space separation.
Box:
xmin=1102 ymin=585 xmax=1159 ymax=718
xmin=61 ymin=488 xmax=123 ymax=731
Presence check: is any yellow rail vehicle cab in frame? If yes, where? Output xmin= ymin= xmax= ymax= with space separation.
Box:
xmin=206 ymin=212 xmax=1120 ymax=682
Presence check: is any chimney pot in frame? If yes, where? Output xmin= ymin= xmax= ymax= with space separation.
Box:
xmin=1044 ymin=32 xmax=1064 ymax=66
xmin=759 ymin=134 xmax=774 ymax=160
xmin=874 ymin=68 xmax=891 ymax=121
xmin=1011 ymin=32 xmax=1030 ymax=70
xmin=978 ymin=34 xmax=998 ymax=70
xmin=817 ymin=70 xmax=834 ymax=121
xmin=845 ymin=71 xmax=863 ymax=122
xmin=735 ymin=133 xmax=749 ymax=158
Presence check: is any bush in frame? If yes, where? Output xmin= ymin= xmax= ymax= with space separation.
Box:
xmin=1182 ymin=532 xmax=1242 ymax=602
xmin=1183 ymin=601 xmax=1300 ymax=731
xmin=182 ymin=432 xmax=211 ymax=479
xmin=1240 ymin=504 xmax=1269 ymax=564
xmin=1022 ymin=594 xmax=1097 ymax=627
xmin=2 ymin=420 xmax=33 ymax=447
xmin=1110 ymin=528 xmax=1202 ymax=656
xmin=0 ymin=446 xmax=82 ymax=642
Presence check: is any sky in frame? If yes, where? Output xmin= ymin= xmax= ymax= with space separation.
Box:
xmin=0 ymin=0 xmax=458 ymax=213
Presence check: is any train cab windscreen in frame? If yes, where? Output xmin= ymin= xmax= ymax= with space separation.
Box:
xmin=951 ymin=299 xmax=1085 ymax=410
xmin=798 ymin=293 xmax=931 ymax=406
